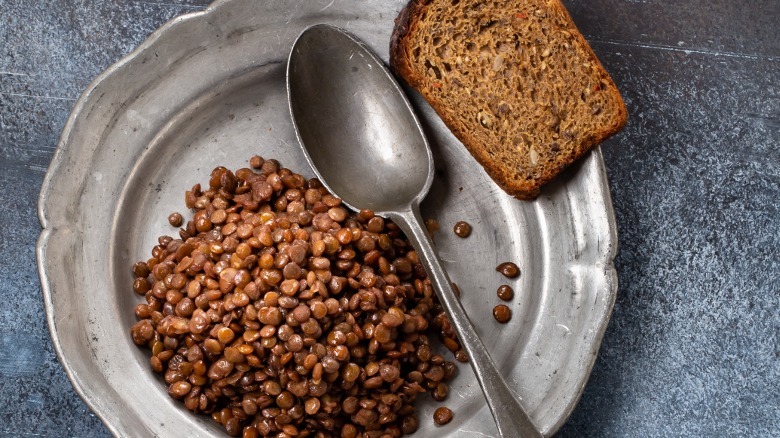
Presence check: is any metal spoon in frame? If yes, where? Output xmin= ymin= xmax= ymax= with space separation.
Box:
xmin=287 ymin=24 xmax=542 ymax=438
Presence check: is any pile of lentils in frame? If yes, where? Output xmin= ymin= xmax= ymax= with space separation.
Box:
xmin=130 ymin=157 xmax=464 ymax=437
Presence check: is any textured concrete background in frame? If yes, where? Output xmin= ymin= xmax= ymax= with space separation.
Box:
xmin=1 ymin=0 xmax=778 ymax=436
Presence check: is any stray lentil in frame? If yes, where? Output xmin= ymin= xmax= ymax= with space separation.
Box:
xmin=453 ymin=221 xmax=471 ymax=238
xmin=497 ymin=285 xmax=514 ymax=301
xmin=496 ymin=261 xmax=520 ymax=278
xmin=493 ymin=304 xmax=512 ymax=323
xmin=168 ymin=212 xmax=184 ymax=227
xmin=433 ymin=406 xmax=453 ymax=425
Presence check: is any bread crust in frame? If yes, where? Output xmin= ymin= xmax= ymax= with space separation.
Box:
xmin=389 ymin=0 xmax=424 ymax=87
xmin=390 ymin=0 xmax=627 ymax=199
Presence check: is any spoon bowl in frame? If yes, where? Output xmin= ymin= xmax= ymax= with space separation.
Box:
xmin=287 ymin=24 xmax=542 ymax=438
xmin=287 ymin=25 xmax=432 ymax=214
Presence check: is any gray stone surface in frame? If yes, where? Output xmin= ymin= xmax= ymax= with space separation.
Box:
xmin=1 ymin=0 xmax=777 ymax=436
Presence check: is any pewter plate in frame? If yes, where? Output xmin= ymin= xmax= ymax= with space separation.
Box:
xmin=37 ymin=0 xmax=618 ymax=436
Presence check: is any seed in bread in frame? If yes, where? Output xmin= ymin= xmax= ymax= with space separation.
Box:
xmin=390 ymin=0 xmax=628 ymax=199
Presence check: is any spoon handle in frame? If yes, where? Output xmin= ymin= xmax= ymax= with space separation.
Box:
xmin=388 ymin=206 xmax=543 ymax=438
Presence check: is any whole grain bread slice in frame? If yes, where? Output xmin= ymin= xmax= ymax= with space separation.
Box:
xmin=390 ymin=0 xmax=627 ymax=199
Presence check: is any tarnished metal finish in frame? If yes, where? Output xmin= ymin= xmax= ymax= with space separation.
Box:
xmin=37 ymin=1 xmax=617 ymax=437
xmin=288 ymin=24 xmax=541 ymax=438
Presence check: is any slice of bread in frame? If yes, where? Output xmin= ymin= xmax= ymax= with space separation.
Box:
xmin=390 ymin=0 xmax=627 ymax=199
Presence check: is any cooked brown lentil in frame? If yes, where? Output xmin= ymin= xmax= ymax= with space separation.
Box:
xmin=433 ymin=406 xmax=453 ymax=425
xmin=168 ymin=212 xmax=184 ymax=227
xmin=453 ymin=221 xmax=471 ymax=238
xmin=493 ymin=304 xmax=512 ymax=323
xmin=249 ymin=155 xmax=264 ymax=169
xmin=130 ymin=157 xmax=462 ymax=437
xmin=497 ymin=285 xmax=514 ymax=301
xmin=496 ymin=261 xmax=520 ymax=278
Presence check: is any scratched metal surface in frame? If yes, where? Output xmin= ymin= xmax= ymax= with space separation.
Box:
xmin=2 ymin=1 xmax=778 ymax=437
